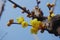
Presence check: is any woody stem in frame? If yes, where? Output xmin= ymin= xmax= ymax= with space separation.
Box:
xmin=8 ymin=0 xmax=31 ymax=15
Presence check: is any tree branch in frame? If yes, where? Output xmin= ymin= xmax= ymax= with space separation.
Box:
xmin=8 ymin=0 xmax=31 ymax=15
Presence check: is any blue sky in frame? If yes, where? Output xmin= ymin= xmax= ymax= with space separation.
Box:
xmin=0 ymin=0 xmax=60 ymax=40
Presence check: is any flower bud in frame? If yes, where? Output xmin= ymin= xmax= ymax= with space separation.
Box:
xmin=21 ymin=10 xmax=25 ymax=13
xmin=47 ymin=3 xmax=51 ymax=7
xmin=51 ymin=3 xmax=55 ymax=7
xmin=13 ymin=4 xmax=17 ymax=8
xmin=7 ymin=19 xmax=14 ymax=26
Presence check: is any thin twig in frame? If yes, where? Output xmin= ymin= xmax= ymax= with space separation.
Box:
xmin=13 ymin=22 xmax=31 ymax=26
xmin=8 ymin=0 xmax=31 ymax=15
xmin=0 ymin=0 xmax=6 ymax=19
xmin=52 ymin=0 xmax=57 ymax=12
xmin=0 ymin=32 xmax=8 ymax=40
xmin=36 ymin=0 xmax=40 ymax=7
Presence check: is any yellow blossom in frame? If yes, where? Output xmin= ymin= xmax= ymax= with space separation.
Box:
xmin=48 ymin=13 xmax=55 ymax=21
xmin=30 ymin=18 xmax=43 ymax=29
xmin=30 ymin=18 xmax=38 ymax=26
xmin=17 ymin=17 xmax=24 ymax=24
xmin=51 ymin=13 xmax=55 ymax=17
xmin=21 ymin=21 xmax=28 ymax=28
xmin=30 ymin=27 xmax=38 ymax=34
xmin=48 ymin=16 xmax=51 ymax=21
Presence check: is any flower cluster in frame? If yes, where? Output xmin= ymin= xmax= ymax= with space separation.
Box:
xmin=17 ymin=17 xmax=24 ymax=24
xmin=17 ymin=17 xmax=28 ymax=28
xmin=21 ymin=21 xmax=28 ymax=28
xmin=31 ymin=28 xmax=38 ymax=34
xmin=16 ymin=17 xmax=44 ymax=34
xmin=30 ymin=18 xmax=43 ymax=34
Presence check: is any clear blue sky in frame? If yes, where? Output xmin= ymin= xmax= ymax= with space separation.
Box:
xmin=0 ymin=0 xmax=60 ymax=40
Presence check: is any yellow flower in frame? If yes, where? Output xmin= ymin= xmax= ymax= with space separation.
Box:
xmin=30 ymin=18 xmax=43 ymax=29
xmin=30 ymin=18 xmax=38 ymax=26
xmin=17 ymin=17 xmax=24 ymax=24
xmin=48 ymin=16 xmax=51 ymax=21
xmin=48 ymin=13 xmax=55 ymax=21
xmin=51 ymin=13 xmax=55 ymax=17
xmin=30 ymin=27 xmax=38 ymax=34
xmin=21 ymin=21 xmax=28 ymax=28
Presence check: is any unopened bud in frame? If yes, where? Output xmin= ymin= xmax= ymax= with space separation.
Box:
xmin=7 ymin=19 xmax=14 ymax=26
xmin=21 ymin=10 xmax=25 ymax=13
xmin=47 ymin=3 xmax=51 ymax=7
xmin=51 ymin=4 xmax=55 ymax=7
xmin=13 ymin=4 xmax=17 ymax=8
xmin=22 ymin=6 xmax=26 ymax=10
